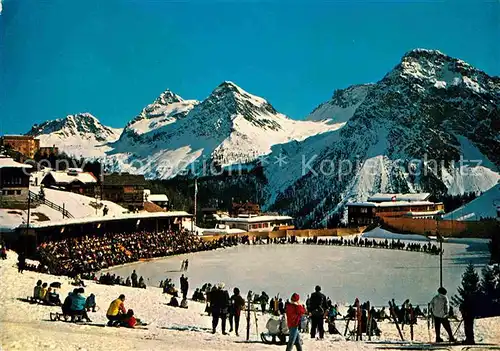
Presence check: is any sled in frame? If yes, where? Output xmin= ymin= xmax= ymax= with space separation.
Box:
xmin=260 ymin=332 xmax=288 ymax=345
xmin=261 ymin=316 xmax=289 ymax=345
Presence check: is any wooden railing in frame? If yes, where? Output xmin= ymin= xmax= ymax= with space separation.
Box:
xmin=29 ymin=191 xmax=74 ymax=219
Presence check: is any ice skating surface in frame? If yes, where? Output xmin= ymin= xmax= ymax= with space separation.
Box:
xmin=107 ymin=237 xmax=490 ymax=306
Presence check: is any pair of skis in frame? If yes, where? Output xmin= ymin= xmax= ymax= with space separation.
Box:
xmin=388 ymin=300 xmax=404 ymax=341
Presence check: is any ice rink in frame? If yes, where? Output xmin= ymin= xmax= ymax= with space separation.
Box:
xmin=107 ymin=232 xmax=490 ymax=306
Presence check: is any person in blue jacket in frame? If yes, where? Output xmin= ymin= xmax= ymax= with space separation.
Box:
xmin=70 ymin=288 xmax=92 ymax=322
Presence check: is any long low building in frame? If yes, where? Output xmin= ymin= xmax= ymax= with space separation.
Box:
xmin=216 ymin=214 xmax=294 ymax=232
xmin=347 ymin=193 xmax=444 ymax=225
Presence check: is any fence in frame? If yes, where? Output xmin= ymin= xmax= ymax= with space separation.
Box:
xmin=29 ymin=191 xmax=74 ymax=219
xmin=200 ymin=226 xmax=368 ymax=241
xmin=381 ymin=217 xmax=498 ymax=238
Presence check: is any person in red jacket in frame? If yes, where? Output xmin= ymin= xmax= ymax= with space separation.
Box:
xmin=286 ymin=293 xmax=306 ymax=351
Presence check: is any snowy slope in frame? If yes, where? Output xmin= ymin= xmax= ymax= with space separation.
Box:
xmin=27 ymin=113 xmax=121 ymax=158
xmin=0 ymin=187 xmax=128 ymax=231
xmin=307 ymin=84 xmax=372 ymax=124
xmin=107 ymin=81 xmax=341 ymax=179
xmin=443 ymin=183 xmax=500 ymax=221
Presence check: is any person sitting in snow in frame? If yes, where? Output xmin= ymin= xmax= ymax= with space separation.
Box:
xmin=33 ymin=280 xmax=43 ymax=302
xmin=70 ymin=288 xmax=92 ymax=322
xmin=47 ymin=287 xmax=61 ymax=306
xmin=167 ymin=295 xmax=179 ymax=307
xmin=180 ymin=298 xmax=188 ymax=309
xmin=40 ymin=282 xmax=48 ymax=301
xmin=62 ymin=289 xmax=77 ymax=318
xmin=120 ymin=309 xmax=137 ymax=328
xmin=86 ymin=293 xmax=96 ymax=312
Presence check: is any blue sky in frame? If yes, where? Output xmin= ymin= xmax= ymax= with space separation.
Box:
xmin=1 ymin=0 xmax=499 ymax=134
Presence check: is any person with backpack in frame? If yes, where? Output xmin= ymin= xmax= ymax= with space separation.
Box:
xmin=309 ymin=285 xmax=327 ymax=339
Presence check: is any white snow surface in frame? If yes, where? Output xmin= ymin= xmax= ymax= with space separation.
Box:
xmin=0 ymin=187 xmax=128 ymax=231
xmin=307 ymin=84 xmax=372 ymax=124
xmin=2 ymin=250 xmax=499 ymax=350
xmin=443 ymin=183 xmax=500 ymax=221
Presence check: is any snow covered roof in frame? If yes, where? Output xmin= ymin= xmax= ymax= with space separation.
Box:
xmin=148 ymin=194 xmax=169 ymax=202
xmin=367 ymin=193 xmax=431 ymax=202
xmin=0 ymin=157 xmax=32 ymax=169
xmin=376 ymin=200 xmax=436 ymax=207
xmin=202 ymin=227 xmax=246 ymax=235
xmin=347 ymin=200 xmax=437 ymax=208
xmin=218 ymin=215 xmax=293 ymax=223
xmin=44 ymin=171 xmax=97 ymax=185
xmin=346 ymin=202 xmax=378 ymax=207
xmin=23 ymin=211 xmax=193 ymax=229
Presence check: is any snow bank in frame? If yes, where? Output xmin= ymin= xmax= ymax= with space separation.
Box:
xmin=1 ymin=250 xmax=499 ymax=350
xmin=361 ymin=227 xmax=430 ymax=242
xmin=443 ymin=184 xmax=500 ymax=221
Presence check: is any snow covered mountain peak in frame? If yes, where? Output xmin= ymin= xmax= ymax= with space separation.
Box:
xmin=123 ymin=89 xmax=199 ymax=137
xmin=384 ymin=48 xmax=499 ymax=95
xmin=26 ymin=113 xmax=121 ymax=158
xmin=156 ymin=89 xmax=184 ymax=104
xmin=28 ymin=113 xmax=117 ymax=141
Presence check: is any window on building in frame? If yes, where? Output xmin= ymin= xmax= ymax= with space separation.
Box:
xmin=360 ymin=207 xmax=368 ymax=213
xmin=7 ymin=190 xmax=15 ymax=195
xmin=16 ymin=190 xmax=21 ymax=195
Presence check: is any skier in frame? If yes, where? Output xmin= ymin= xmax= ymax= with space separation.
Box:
xmin=184 ymin=259 xmax=189 ymax=271
xmin=430 ymin=287 xmax=456 ymax=343
xmin=309 ymin=285 xmax=327 ymax=339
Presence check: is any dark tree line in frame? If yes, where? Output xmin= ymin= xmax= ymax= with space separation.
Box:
xmin=452 ymin=262 xmax=500 ymax=318
xmin=431 ymin=192 xmax=480 ymax=214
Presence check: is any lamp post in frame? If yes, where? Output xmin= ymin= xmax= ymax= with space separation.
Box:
xmin=436 ymin=216 xmax=444 ymax=287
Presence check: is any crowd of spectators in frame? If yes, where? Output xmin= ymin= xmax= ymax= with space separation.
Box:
xmin=36 ymin=229 xmax=234 ymax=276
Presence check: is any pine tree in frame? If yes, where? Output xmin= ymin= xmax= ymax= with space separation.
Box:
xmin=451 ymin=262 xmax=481 ymax=307
xmin=481 ymin=265 xmax=497 ymax=301
xmin=479 ymin=265 xmax=500 ymax=317
xmin=489 ymin=229 xmax=500 ymax=264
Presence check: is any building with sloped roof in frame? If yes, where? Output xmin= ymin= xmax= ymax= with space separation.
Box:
xmin=41 ymin=169 xmax=97 ymax=197
xmin=347 ymin=193 xmax=444 ymax=225
xmin=0 ymin=156 xmax=32 ymax=208
xmin=99 ymin=173 xmax=147 ymax=211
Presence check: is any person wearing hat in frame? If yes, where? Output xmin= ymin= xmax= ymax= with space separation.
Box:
xmin=286 ymin=293 xmax=306 ymax=351
xmin=430 ymin=287 xmax=455 ymax=343
xmin=309 ymin=285 xmax=328 ymax=339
